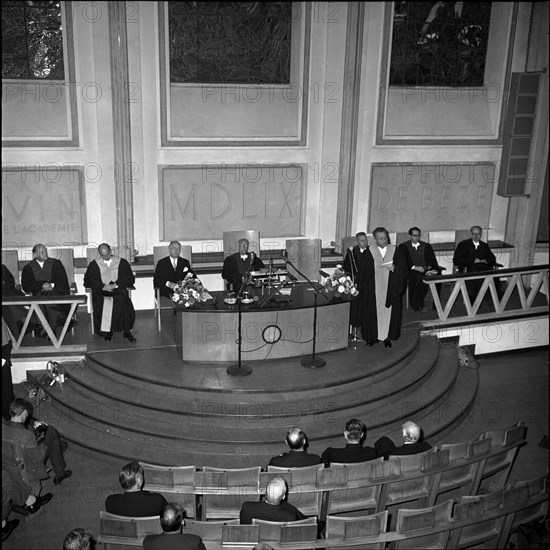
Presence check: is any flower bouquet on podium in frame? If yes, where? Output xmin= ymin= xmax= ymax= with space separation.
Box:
xmin=171 ymin=273 xmax=212 ymax=307
xmin=324 ymin=265 xmax=359 ymax=298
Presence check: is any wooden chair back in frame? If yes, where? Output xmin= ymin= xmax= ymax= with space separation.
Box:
xmin=223 ymin=230 xmax=260 ymax=259
xmin=1 ymin=249 xmax=19 ymax=283
xmin=153 ymin=245 xmax=193 ymax=268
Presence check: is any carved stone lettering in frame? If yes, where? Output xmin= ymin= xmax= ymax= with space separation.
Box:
xmin=1 ymin=168 xmax=86 ymax=245
xmin=369 ymin=164 xmax=495 ymax=231
xmin=161 ymin=165 xmax=304 ymax=239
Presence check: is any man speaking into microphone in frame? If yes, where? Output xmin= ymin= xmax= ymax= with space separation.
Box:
xmin=222 ymin=238 xmax=265 ymax=291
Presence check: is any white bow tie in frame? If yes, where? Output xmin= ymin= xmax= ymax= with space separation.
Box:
xmin=412 ymin=243 xmax=419 ymax=249
xmin=241 ymin=255 xmax=248 ymax=260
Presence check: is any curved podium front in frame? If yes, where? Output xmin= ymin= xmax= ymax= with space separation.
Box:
xmin=174 ymin=283 xmax=350 ymax=362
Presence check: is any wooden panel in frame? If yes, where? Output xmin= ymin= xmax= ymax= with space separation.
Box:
xmin=159 ymin=165 xmax=304 ymax=240
xmin=176 ymin=294 xmax=349 ymax=362
xmin=285 ymin=238 xmax=322 ymax=281
xmin=369 ymin=163 xmax=495 ymax=232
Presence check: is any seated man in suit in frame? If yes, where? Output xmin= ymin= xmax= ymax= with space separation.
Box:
xmin=374 ymin=421 xmax=432 ymax=459
xmin=3 ymin=397 xmax=71 ymax=490
xmin=240 ymin=477 xmax=306 ymax=524
xmin=153 ymin=241 xmax=195 ymax=298
xmin=453 ymin=226 xmax=502 ymax=304
xmin=321 ymin=418 xmax=377 ymax=465
xmin=268 ymin=427 xmax=321 ymax=468
xmin=21 ymin=244 xmax=72 ymax=336
xmin=143 ymin=502 xmax=205 ymax=550
xmin=84 ymin=243 xmax=136 ymax=342
xmin=105 ymin=461 xmax=167 ymax=517
xmin=222 ymin=238 xmax=265 ymax=292
xmin=398 ymin=227 xmax=443 ymax=311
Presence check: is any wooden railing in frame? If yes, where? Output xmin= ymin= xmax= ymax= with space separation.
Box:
xmin=423 ymin=264 xmax=549 ymax=325
xmin=2 ymin=295 xmax=87 ymax=350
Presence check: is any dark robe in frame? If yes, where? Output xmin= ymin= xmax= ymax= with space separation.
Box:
xmin=2 ymin=264 xmax=27 ymax=336
xmin=153 ymin=256 xmax=195 ymax=298
xmin=2 ymin=319 xmax=15 ymax=421
xmin=342 ymin=245 xmax=371 ymax=327
xmin=453 ymin=239 xmax=500 ymax=302
xmin=84 ymin=258 xmax=135 ymax=334
xmin=21 ymin=258 xmax=70 ymax=329
xmin=356 ymin=245 xmax=407 ymax=343
xmin=222 ymin=252 xmax=265 ymax=292
xmin=398 ymin=241 xmax=442 ymax=310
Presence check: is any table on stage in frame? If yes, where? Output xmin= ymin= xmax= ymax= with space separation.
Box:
xmin=173 ymin=283 xmax=351 ymax=362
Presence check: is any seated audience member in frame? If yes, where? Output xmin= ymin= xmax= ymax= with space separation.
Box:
xmin=21 ymin=244 xmax=72 ymax=335
xmin=240 ymin=477 xmax=306 ymax=524
xmin=453 ymin=226 xmax=502 ymax=304
xmin=374 ymin=421 xmax=432 ymax=459
xmin=84 ymin=243 xmax=136 ymax=342
xmin=2 ymin=466 xmax=53 ymax=541
xmin=2 ymin=263 xmax=28 ymax=338
xmin=2 ymin=469 xmax=53 ymax=541
xmin=153 ymin=241 xmax=195 ymax=298
xmin=268 ymin=427 xmax=321 ymax=468
xmin=143 ymin=502 xmax=205 ymax=550
xmin=3 ymin=398 xmax=71 ymax=487
xmin=63 ymin=527 xmax=94 ymax=550
xmin=222 ymin=238 xmax=265 ymax=292
xmin=321 ymin=418 xmax=377 ymax=465
xmin=397 ymin=227 xmax=443 ymax=311
xmin=105 ymin=461 xmax=167 ymax=517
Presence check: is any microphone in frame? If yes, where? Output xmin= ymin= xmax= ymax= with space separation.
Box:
xmin=281 ymin=250 xmax=288 ymax=261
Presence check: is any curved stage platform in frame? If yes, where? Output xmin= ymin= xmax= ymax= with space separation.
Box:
xmin=32 ymin=321 xmax=479 ymax=468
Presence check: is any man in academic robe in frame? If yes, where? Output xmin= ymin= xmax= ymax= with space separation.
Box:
xmin=356 ymin=227 xmax=407 ymax=347
xmin=398 ymin=227 xmax=443 ymax=311
xmin=222 ymin=238 xmax=265 ymax=292
xmin=343 ymin=232 xmax=371 ymax=338
xmin=453 ymin=226 xmax=501 ymax=304
xmin=21 ymin=244 xmax=71 ymax=334
xmin=153 ymin=241 xmax=195 ymax=298
xmin=84 ymin=243 xmax=136 ymax=342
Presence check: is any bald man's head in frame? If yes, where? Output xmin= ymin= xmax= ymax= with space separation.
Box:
xmin=265 ymin=477 xmax=287 ymax=505
xmin=286 ymin=427 xmax=306 ymax=450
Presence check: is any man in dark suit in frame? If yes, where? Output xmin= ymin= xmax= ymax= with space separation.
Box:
xmin=268 ymin=428 xmax=321 ymax=468
xmin=3 ymin=398 xmax=71 ymax=491
xmin=398 ymin=227 xmax=443 ymax=311
xmin=222 ymin=238 xmax=265 ymax=292
xmin=21 ymin=244 xmax=72 ymax=334
xmin=143 ymin=502 xmax=205 ymax=550
xmin=321 ymin=418 xmax=377 ymax=465
xmin=105 ymin=461 xmax=167 ymax=517
xmin=153 ymin=241 xmax=195 ymax=298
xmin=240 ymin=477 xmax=306 ymax=524
xmin=453 ymin=226 xmax=501 ymax=304
xmin=375 ymin=421 xmax=432 ymax=459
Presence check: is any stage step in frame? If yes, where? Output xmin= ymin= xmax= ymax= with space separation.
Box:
xmin=30 ymin=334 xmax=479 ymax=467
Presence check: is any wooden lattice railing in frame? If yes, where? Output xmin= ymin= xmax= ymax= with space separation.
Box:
xmin=423 ymin=264 xmax=549 ymax=325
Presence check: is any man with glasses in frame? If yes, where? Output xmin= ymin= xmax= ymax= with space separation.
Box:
xmin=453 ymin=226 xmax=500 ymax=304
xmin=398 ymin=227 xmax=442 ymax=311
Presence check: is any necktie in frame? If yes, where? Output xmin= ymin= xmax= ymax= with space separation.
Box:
xmin=172 ymin=258 xmax=177 ymax=270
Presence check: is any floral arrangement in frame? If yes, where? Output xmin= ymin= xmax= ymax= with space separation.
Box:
xmin=324 ymin=265 xmax=359 ymax=297
xmin=171 ymin=273 xmax=211 ymax=307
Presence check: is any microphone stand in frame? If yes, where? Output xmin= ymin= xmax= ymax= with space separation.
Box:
xmin=226 ymin=259 xmax=253 ymax=377
xmin=284 ymin=254 xmax=328 ymax=369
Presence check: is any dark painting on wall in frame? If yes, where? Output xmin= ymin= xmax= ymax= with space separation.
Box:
xmin=390 ymin=1 xmax=491 ymax=87
xmin=168 ymin=1 xmax=292 ymax=84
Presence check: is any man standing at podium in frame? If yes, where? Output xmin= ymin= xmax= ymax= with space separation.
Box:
xmin=222 ymin=238 xmax=264 ymax=291
xmin=343 ymin=232 xmax=370 ymax=338
xmin=153 ymin=241 xmax=195 ymax=298
xmin=358 ymin=228 xmax=407 ymax=348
